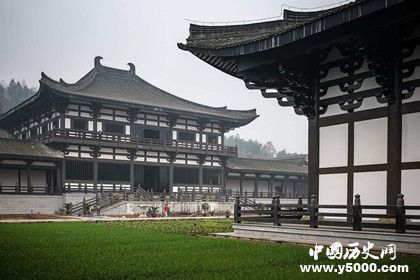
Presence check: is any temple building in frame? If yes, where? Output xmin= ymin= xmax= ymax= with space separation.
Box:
xmin=0 ymin=57 xmax=308 ymax=199
xmin=179 ymin=0 xmax=420 ymax=210
xmin=0 ymin=57 xmax=259 ymax=194
xmin=226 ymin=157 xmax=307 ymax=199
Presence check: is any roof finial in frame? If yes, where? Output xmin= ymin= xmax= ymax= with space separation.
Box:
xmin=94 ymin=56 xmax=103 ymax=68
xmin=128 ymin=63 xmax=135 ymax=75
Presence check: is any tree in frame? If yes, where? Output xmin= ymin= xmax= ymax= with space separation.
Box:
xmin=0 ymin=79 xmax=37 ymax=113
xmin=0 ymin=83 xmax=5 ymax=113
xmin=224 ymin=134 xmax=300 ymax=159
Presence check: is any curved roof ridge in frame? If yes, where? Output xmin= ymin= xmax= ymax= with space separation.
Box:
xmin=28 ymin=57 xmax=259 ymax=125
xmin=181 ymin=0 xmax=364 ymax=51
xmin=131 ymin=74 xmax=257 ymax=116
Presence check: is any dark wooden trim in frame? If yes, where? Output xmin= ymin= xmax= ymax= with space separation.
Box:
xmin=319 ymin=107 xmax=388 ymax=127
xmin=320 ymin=164 xmax=388 ymax=174
xmin=401 ymin=161 xmax=420 ymax=170
xmin=319 ymin=166 xmax=348 ymax=174
xmin=319 ymin=88 xmax=382 ymax=107
xmin=353 ymin=164 xmax=388 ymax=172
xmin=402 ymin=101 xmax=420 ymax=114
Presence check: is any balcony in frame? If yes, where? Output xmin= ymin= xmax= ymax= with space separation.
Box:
xmin=36 ymin=129 xmax=237 ymax=157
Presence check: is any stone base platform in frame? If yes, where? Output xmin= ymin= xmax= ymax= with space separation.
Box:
xmin=214 ymin=223 xmax=420 ymax=256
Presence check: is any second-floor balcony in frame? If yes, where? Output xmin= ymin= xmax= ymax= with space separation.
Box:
xmin=35 ymin=129 xmax=237 ymax=157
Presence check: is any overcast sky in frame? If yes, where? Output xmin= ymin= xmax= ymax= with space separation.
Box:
xmin=0 ymin=0 xmax=341 ymax=154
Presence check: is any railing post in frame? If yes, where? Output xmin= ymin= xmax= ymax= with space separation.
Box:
xmin=96 ymin=193 xmax=99 ymax=207
xmin=234 ymin=196 xmax=241 ymax=223
xmin=192 ymin=187 xmax=196 ymax=201
xmin=396 ymin=194 xmax=406 ymax=234
xmin=352 ymin=194 xmax=362 ymax=231
xmin=309 ymin=194 xmax=318 ymax=228
xmin=297 ymin=196 xmax=303 ymax=220
xmin=272 ymin=195 xmax=280 ymax=226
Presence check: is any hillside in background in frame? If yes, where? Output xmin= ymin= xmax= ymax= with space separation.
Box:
xmin=0 ymin=80 xmax=37 ymax=113
xmin=224 ymin=134 xmax=304 ymax=160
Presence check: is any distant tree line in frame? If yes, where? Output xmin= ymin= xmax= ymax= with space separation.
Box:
xmin=0 ymin=80 xmax=37 ymax=113
xmin=224 ymin=134 xmax=302 ymax=159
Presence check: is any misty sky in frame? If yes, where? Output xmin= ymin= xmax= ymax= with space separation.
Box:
xmin=0 ymin=0 xmax=341 ymax=154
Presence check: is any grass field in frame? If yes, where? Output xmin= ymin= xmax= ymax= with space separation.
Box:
xmin=0 ymin=219 xmax=419 ymax=280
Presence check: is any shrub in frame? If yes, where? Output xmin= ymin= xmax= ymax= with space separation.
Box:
xmin=64 ymin=203 xmax=73 ymax=215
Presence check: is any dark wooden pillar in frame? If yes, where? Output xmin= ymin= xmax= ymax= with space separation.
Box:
xmin=197 ymin=154 xmax=206 ymax=192
xmin=18 ymin=169 xmax=21 ymax=190
xmin=61 ymin=161 xmax=66 ymax=192
xmin=308 ymin=54 xmax=320 ymax=199
xmin=169 ymin=165 xmax=174 ymax=192
xmin=308 ymin=119 xmax=319 ymax=198
xmin=26 ymin=161 xmax=32 ymax=193
xmin=387 ymin=28 xmax=402 ymax=213
xmin=269 ymin=175 xmax=274 ymax=197
xmin=347 ymin=121 xmax=354 ymax=220
xmin=239 ymin=173 xmax=244 ymax=197
xmin=93 ymin=160 xmax=98 ymax=191
xmin=168 ymin=152 xmax=176 ymax=192
xmin=130 ymin=162 xmax=134 ymax=192
xmin=198 ymin=165 xmax=203 ymax=192
xmin=254 ymin=174 xmax=259 ymax=197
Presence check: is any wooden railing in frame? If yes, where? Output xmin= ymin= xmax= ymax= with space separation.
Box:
xmin=0 ymin=185 xmax=61 ymax=195
xmin=234 ymin=194 xmax=420 ymax=233
xmin=36 ymin=129 xmax=238 ymax=156
xmin=241 ymin=191 xmax=308 ymax=199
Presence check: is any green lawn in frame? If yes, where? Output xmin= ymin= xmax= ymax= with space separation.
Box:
xmin=0 ymin=220 xmax=419 ymax=280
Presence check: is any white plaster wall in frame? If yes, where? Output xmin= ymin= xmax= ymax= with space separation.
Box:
xmin=354 ymin=77 xmax=380 ymax=93
xmin=353 ymin=171 xmax=387 ymax=214
xmin=226 ymin=178 xmax=239 ymax=192
xmin=319 ymin=173 xmax=347 ymax=215
xmin=402 ymin=112 xmax=420 ymax=162
xmin=403 ymin=66 xmax=420 ymax=82
xmin=0 ymin=169 xmax=18 ymax=186
xmin=354 ymin=96 xmax=386 ymax=112
xmin=402 ymin=87 xmax=420 ymax=104
xmin=0 ymin=195 xmax=63 ymax=214
xmin=62 ymin=193 xmax=97 ymax=205
xmin=31 ymin=170 xmax=46 ymax=186
xmin=354 ymin=118 xmax=387 ymax=166
xmin=401 ymin=169 xmax=420 ymax=219
xmin=319 ymin=124 xmax=348 ymax=168
xmin=320 ymin=67 xmax=346 ymax=82
xmin=258 ymin=180 xmax=269 ymax=193
xmin=243 ymin=179 xmax=255 ymax=193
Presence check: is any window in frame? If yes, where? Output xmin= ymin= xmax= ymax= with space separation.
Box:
xmin=144 ymin=129 xmax=160 ymax=139
xmin=178 ymin=131 xmax=195 ymax=142
xmin=41 ymin=124 xmax=48 ymax=134
xmin=103 ymin=122 xmax=124 ymax=134
xmin=203 ymin=169 xmax=221 ymax=185
xmin=66 ymin=160 xmax=93 ymax=180
xmin=30 ymin=128 xmax=37 ymax=138
xmin=21 ymin=133 xmax=27 ymax=140
xmin=207 ymin=134 xmax=218 ymax=144
xmin=73 ymin=119 xmax=87 ymax=130
xmin=173 ymin=167 xmax=199 ymax=184
xmin=98 ymin=163 xmax=129 ymax=181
